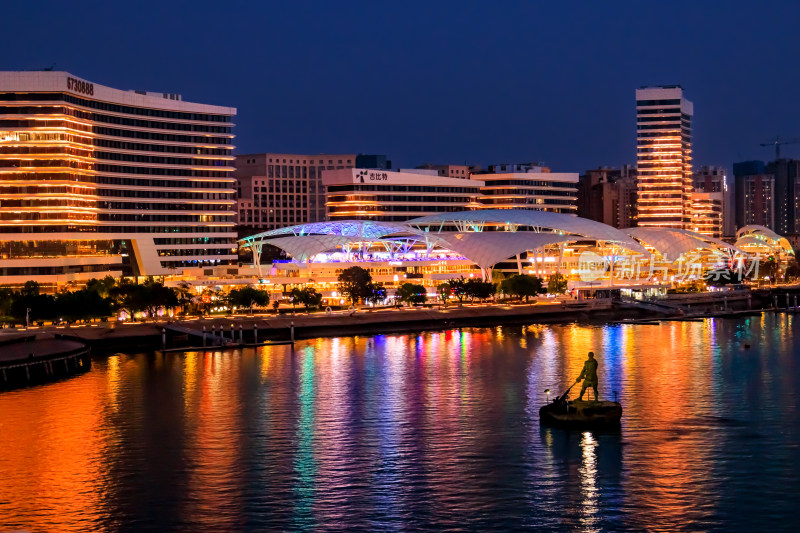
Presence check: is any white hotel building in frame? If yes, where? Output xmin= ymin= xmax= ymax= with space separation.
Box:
xmin=0 ymin=71 xmax=237 ymax=286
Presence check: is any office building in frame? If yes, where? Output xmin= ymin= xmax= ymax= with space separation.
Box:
xmin=474 ymin=163 xmax=578 ymax=214
xmin=235 ymin=153 xmax=356 ymax=231
xmin=692 ymin=165 xmax=733 ymax=236
xmin=0 ymin=71 xmax=236 ymax=286
xmin=577 ymin=166 xmax=637 ymax=228
xmin=324 ymin=168 xmax=483 ymax=221
xmin=636 ymin=86 xmax=693 ymax=229
xmin=690 ymin=191 xmax=723 ymax=239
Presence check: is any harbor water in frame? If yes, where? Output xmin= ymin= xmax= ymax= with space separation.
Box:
xmin=1 ymin=314 xmax=799 ymax=531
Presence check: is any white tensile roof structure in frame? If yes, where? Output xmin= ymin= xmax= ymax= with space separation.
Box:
xmin=735 ymin=225 xmax=795 ymax=256
xmin=434 ymin=232 xmax=575 ymax=270
xmin=240 ymin=211 xmax=768 ymax=271
xmin=625 ymin=227 xmax=741 ymax=262
xmin=407 ymin=209 xmax=648 ymax=254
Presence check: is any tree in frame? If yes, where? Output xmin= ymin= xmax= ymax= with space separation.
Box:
xmin=292 ymin=287 xmax=323 ymax=312
xmin=437 ymin=282 xmax=451 ymax=306
xmin=55 ymin=289 xmax=113 ymax=322
xmin=501 ymin=274 xmax=543 ymax=302
xmin=0 ymin=288 xmax=13 ymax=321
xmin=111 ymin=281 xmax=178 ymax=320
xmin=785 ymin=259 xmax=800 ymax=281
xmin=21 ymin=280 xmax=40 ymax=298
xmin=143 ymin=282 xmax=179 ymax=317
xmin=761 ymin=255 xmax=779 ymax=284
xmin=289 ymin=287 xmax=303 ymax=311
xmin=366 ymin=282 xmax=387 ymax=306
xmin=396 ymin=283 xmax=427 ymax=305
xmin=174 ymin=281 xmax=194 ymax=314
xmin=448 ymin=277 xmax=469 ymax=305
xmin=337 ymin=266 xmax=373 ymax=304
xmin=704 ymin=268 xmax=743 ymax=286
xmin=229 ymin=286 xmax=270 ymax=312
xmin=11 ymin=285 xmax=56 ymax=323
xmin=464 ymin=279 xmax=496 ymax=302
xmin=547 ymin=273 xmax=568 ymax=294
xmin=85 ymin=276 xmax=117 ymax=298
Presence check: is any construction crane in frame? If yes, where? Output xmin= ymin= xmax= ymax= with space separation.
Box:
xmin=760 ymin=136 xmax=798 ymax=160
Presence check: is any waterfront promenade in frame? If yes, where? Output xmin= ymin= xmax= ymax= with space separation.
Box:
xmin=0 ymin=288 xmax=772 ymax=352
xmin=2 ymin=299 xmax=611 ymax=351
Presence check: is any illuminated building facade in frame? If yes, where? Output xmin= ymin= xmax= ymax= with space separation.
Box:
xmin=689 ymin=191 xmax=723 ymax=239
xmin=0 ymin=71 xmax=236 ymax=286
xmin=636 ymin=86 xmax=693 ymax=229
xmin=324 ymin=168 xmax=483 ymax=221
xmin=692 ymin=165 xmax=733 ymax=237
xmin=475 ymin=163 xmax=578 ymax=214
xmin=235 ymin=153 xmax=356 ymax=230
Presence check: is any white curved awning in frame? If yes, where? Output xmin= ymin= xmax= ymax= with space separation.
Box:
xmin=625 ymin=227 xmax=710 ymax=261
xmin=242 ymin=220 xmax=414 ymax=242
xmin=265 ymin=235 xmax=364 ymax=262
xmin=408 ymin=209 xmax=647 ymax=253
xmin=435 ymin=232 xmax=574 ymax=270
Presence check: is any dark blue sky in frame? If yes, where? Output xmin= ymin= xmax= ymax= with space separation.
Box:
xmin=6 ymin=1 xmax=800 ymax=171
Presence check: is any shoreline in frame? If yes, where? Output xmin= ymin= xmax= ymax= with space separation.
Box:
xmin=2 ymin=291 xmax=772 ymax=354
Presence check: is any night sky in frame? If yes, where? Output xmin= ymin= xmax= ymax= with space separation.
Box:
xmin=6 ymin=1 xmax=800 ymax=171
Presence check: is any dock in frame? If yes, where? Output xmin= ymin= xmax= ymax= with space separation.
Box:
xmin=0 ymin=334 xmax=91 ymax=391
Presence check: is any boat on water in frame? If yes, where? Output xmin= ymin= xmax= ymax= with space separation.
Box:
xmin=539 ymin=384 xmax=622 ymax=429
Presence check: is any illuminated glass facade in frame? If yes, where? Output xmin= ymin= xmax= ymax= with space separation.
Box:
xmin=0 ymin=71 xmax=237 ymax=284
xmin=636 ymin=86 xmax=693 ymax=229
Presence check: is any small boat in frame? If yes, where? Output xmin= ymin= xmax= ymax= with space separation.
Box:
xmin=539 ymin=385 xmax=622 ymax=430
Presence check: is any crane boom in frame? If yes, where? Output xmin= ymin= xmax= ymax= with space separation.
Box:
xmin=760 ymin=136 xmax=798 ymax=160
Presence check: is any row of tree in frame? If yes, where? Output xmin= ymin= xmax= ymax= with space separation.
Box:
xmin=0 ymin=267 xmax=570 ymax=324
xmin=336 ymin=266 xmax=569 ymax=307
xmin=0 ymin=278 xmax=180 ymax=324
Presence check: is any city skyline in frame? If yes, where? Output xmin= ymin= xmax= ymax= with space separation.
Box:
xmin=3 ymin=1 xmax=800 ymax=171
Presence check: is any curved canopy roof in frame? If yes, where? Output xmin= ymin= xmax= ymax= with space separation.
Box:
xmin=626 ymin=227 xmax=740 ymax=261
xmin=240 ymin=220 xmax=414 ymax=244
xmin=625 ymin=228 xmax=706 ymax=261
xmin=435 ymin=232 xmax=574 ymax=270
xmin=265 ymin=235 xmax=366 ymax=262
xmin=737 ymin=225 xmax=783 ymax=241
xmin=408 ymin=209 xmax=647 ymax=253
xmin=735 ymin=225 xmax=794 ymax=255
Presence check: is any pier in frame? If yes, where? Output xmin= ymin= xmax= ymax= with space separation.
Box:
xmin=0 ymin=334 xmax=91 ymax=391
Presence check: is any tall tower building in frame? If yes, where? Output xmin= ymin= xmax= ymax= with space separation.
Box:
xmin=635 ymin=86 xmax=693 ymax=229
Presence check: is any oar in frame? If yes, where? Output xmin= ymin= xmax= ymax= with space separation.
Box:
xmin=557 ymin=382 xmax=578 ymax=402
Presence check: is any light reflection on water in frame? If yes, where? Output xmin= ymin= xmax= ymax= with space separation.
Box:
xmin=1 ymin=315 xmax=799 ymax=531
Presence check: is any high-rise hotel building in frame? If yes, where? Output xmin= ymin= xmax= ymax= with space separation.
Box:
xmin=0 ymin=71 xmax=237 ymax=286
xmin=636 ymin=86 xmax=693 ymax=229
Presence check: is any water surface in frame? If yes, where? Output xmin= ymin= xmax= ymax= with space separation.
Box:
xmin=1 ymin=314 xmax=799 ymax=531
